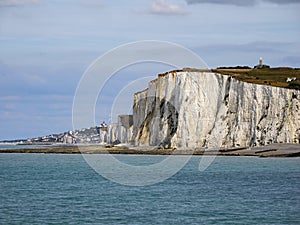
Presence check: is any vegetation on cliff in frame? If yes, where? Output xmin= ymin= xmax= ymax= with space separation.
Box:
xmin=212 ymin=67 xmax=300 ymax=90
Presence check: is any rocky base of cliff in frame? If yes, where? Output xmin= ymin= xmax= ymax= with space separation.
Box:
xmin=1 ymin=143 xmax=299 ymax=157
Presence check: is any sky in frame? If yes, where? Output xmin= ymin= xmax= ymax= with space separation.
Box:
xmin=0 ymin=0 xmax=299 ymax=140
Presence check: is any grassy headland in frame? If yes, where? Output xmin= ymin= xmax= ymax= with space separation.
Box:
xmin=212 ymin=67 xmax=300 ymax=90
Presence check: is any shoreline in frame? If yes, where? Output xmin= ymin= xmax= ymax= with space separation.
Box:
xmin=1 ymin=143 xmax=300 ymax=157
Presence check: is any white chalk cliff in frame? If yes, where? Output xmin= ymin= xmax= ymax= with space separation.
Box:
xmin=132 ymin=70 xmax=300 ymax=149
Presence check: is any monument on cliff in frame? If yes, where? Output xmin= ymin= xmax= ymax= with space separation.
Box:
xmin=259 ymin=57 xmax=263 ymax=67
xmin=254 ymin=57 xmax=270 ymax=69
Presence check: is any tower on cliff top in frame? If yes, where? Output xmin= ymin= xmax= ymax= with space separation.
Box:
xmin=254 ymin=57 xmax=269 ymax=69
xmin=259 ymin=57 xmax=263 ymax=66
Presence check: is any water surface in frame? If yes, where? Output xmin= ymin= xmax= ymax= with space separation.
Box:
xmin=0 ymin=154 xmax=299 ymax=224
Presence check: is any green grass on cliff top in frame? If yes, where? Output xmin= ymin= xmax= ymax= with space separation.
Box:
xmin=212 ymin=67 xmax=300 ymax=90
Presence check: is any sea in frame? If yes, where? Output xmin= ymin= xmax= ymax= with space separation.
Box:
xmin=0 ymin=147 xmax=299 ymax=224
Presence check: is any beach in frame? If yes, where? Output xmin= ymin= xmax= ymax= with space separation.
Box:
xmin=1 ymin=143 xmax=299 ymax=157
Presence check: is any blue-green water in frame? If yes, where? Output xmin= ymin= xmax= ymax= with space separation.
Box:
xmin=0 ymin=154 xmax=299 ymax=225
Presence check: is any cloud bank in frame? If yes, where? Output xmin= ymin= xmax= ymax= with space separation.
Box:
xmin=185 ymin=0 xmax=300 ymax=6
xmin=0 ymin=0 xmax=39 ymax=8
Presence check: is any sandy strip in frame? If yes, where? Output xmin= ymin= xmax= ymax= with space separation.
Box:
xmin=1 ymin=143 xmax=300 ymax=157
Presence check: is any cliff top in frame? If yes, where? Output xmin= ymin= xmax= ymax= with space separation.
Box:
xmin=134 ymin=67 xmax=300 ymax=97
xmin=212 ymin=67 xmax=300 ymax=90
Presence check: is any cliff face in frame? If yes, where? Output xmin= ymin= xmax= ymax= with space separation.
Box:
xmin=133 ymin=71 xmax=300 ymax=149
xmin=104 ymin=115 xmax=133 ymax=144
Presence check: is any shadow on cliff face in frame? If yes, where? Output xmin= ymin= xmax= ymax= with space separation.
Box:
xmin=134 ymin=96 xmax=179 ymax=148
xmin=159 ymin=98 xmax=179 ymax=148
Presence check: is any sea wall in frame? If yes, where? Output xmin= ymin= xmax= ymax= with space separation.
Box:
xmin=132 ymin=71 xmax=300 ymax=149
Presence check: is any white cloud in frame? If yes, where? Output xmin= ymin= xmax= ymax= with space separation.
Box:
xmin=0 ymin=0 xmax=39 ymax=8
xmin=23 ymin=73 xmax=47 ymax=85
xmin=0 ymin=95 xmax=21 ymax=101
xmin=149 ymin=0 xmax=189 ymax=15
xmin=80 ymin=0 xmax=106 ymax=8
